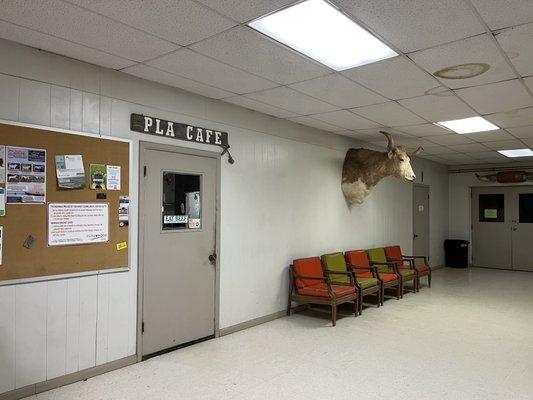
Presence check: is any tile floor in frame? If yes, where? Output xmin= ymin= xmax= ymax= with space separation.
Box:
xmin=27 ymin=268 xmax=533 ymax=400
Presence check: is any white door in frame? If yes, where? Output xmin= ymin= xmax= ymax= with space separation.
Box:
xmin=471 ymin=186 xmax=533 ymax=270
xmin=141 ymin=148 xmax=217 ymax=357
xmin=413 ymin=185 xmax=430 ymax=259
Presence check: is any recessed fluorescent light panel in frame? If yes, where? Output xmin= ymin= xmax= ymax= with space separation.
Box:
xmin=248 ymin=0 xmax=398 ymax=71
xmin=498 ymin=149 xmax=533 ymax=158
xmin=435 ymin=116 xmax=499 ymax=134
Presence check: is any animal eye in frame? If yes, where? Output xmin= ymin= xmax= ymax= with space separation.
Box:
xmin=399 ymin=157 xmax=405 ymax=162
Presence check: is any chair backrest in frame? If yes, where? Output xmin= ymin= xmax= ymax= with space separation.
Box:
xmin=321 ymin=252 xmax=350 ymax=284
xmin=292 ymin=257 xmax=324 ymax=288
xmin=367 ymin=247 xmax=390 ymax=273
xmin=345 ymin=250 xmax=370 ymax=267
xmin=384 ymin=245 xmax=403 ymax=267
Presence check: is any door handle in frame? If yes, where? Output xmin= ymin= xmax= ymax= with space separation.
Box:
xmin=208 ymin=253 xmax=217 ymax=264
xmin=414 ymin=234 xmax=419 ymax=238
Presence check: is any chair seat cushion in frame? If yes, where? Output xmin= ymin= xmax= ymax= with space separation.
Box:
xmin=357 ymin=277 xmax=379 ymax=289
xmin=399 ymin=269 xmax=416 ymax=278
xmin=415 ymin=264 xmax=431 ymax=273
xmin=298 ymin=284 xmax=355 ymax=298
xmin=379 ymin=273 xmax=399 ymax=283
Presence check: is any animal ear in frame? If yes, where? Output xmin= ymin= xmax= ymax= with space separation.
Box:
xmin=408 ymin=146 xmax=424 ymax=156
xmin=387 ymin=150 xmax=395 ymax=159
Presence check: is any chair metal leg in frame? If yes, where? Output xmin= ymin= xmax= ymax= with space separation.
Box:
xmin=331 ymin=303 xmax=337 ymax=326
xmin=428 ymin=272 xmax=432 ymax=288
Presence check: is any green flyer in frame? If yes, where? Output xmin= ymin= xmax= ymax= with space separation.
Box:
xmin=89 ymin=164 xmax=107 ymax=190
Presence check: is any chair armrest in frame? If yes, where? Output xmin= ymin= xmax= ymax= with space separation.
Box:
xmin=370 ymin=261 xmax=400 ymax=274
xmin=322 ymin=269 xmax=356 ymax=286
xmin=346 ymin=264 xmax=378 ymax=278
xmin=388 ymin=257 xmax=415 ymax=269
xmin=403 ymin=255 xmax=429 ymax=265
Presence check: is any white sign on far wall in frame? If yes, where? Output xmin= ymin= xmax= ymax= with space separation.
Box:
xmin=48 ymin=203 xmax=109 ymax=246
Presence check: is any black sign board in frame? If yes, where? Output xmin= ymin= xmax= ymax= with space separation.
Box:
xmin=130 ymin=113 xmax=229 ymax=148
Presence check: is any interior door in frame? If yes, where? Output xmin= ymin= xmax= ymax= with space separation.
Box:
xmin=142 ymin=148 xmax=217 ymax=356
xmin=413 ymin=185 xmax=430 ymax=260
xmin=471 ymin=187 xmax=511 ymax=269
xmin=510 ymin=186 xmax=533 ymax=271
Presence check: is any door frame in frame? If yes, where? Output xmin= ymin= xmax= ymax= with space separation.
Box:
xmin=137 ymin=141 xmax=221 ymax=361
xmin=413 ymin=184 xmax=430 ymax=263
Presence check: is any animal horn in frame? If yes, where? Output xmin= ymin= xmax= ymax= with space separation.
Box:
xmin=408 ymin=146 xmax=424 ymax=156
xmin=380 ymin=130 xmax=395 ymax=151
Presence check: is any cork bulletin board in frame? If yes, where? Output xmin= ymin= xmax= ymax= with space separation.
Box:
xmin=0 ymin=122 xmax=130 ymax=282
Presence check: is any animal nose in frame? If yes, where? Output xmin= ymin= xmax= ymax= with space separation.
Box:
xmin=411 ymin=174 xmax=416 ymax=180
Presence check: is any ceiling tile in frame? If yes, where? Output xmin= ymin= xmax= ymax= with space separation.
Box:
xmin=196 ymin=0 xmax=295 ymax=23
xmin=244 ymin=86 xmax=338 ymax=115
xmin=506 ymin=125 xmax=533 ymax=138
xmin=122 ymin=64 xmax=234 ymax=99
xmin=351 ymin=102 xmax=426 ymax=126
xmin=409 ymin=34 xmax=516 ymax=89
xmin=485 ymin=107 xmax=533 ymax=128
xmin=222 ymin=95 xmax=298 ymax=119
xmin=423 ymin=146 xmax=457 ymax=155
xmin=354 ymin=127 xmax=412 ymax=138
xmin=469 ymin=151 xmax=501 ymax=160
xmin=496 ymin=23 xmax=533 ymax=77
xmin=190 ymin=26 xmax=330 ymax=85
xmin=310 ymin=110 xmax=381 ymax=130
xmin=335 ymin=131 xmax=378 ymax=143
xmin=462 ymin=129 xmax=516 ymax=142
xmin=524 ymin=76 xmax=533 ymax=92
xmin=289 ymin=74 xmax=387 ymax=108
xmin=522 ymin=138 xmax=533 ymax=147
xmin=0 ymin=20 xmax=134 ymax=69
xmin=395 ymin=123 xmax=452 ymax=137
xmin=147 ymin=49 xmax=278 ymax=94
xmin=437 ymin=153 xmax=479 ymax=163
xmin=67 ymin=0 xmax=236 ymax=45
xmin=333 ymin=0 xmax=485 ymax=52
xmin=455 ymin=80 xmax=533 ymax=114
xmin=418 ymin=154 xmax=449 ymax=164
xmin=470 ymin=0 xmax=533 ymax=30
xmin=484 ymin=139 xmax=528 ymax=150
xmin=429 ymin=134 xmax=474 ymax=145
xmin=287 ymin=116 xmax=341 ymax=131
xmin=342 ymin=57 xmax=440 ymax=100
xmin=473 ymin=153 xmax=514 ymax=163
xmin=447 ymin=143 xmax=490 ymax=153
xmin=0 ymin=0 xmax=178 ymax=62
xmin=399 ymin=92 xmax=476 ymax=122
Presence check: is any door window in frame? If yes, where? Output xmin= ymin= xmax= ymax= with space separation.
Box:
xmin=479 ymin=194 xmax=504 ymax=222
xmin=162 ymin=172 xmax=201 ymax=230
xmin=519 ymin=193 xmax=533 ymax=223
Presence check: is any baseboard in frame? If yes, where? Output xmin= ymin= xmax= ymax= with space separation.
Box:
xmin=219 ymin=304 xmax=307 ymax=337
xmin=0 ymin=355 xmax=137 ymax=400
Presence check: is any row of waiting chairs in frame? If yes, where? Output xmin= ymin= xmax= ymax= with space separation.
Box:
xmin=287 ymin=245 xmax=432 ymax=326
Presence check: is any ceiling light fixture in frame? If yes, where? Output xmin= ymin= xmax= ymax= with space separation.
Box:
xmin=435 ymin=116 xmax=499 ymax=134
xmin=434 ymin=63 xmax=490 ymax=79
xmin=498 ymin=149 xmax=533 ymax=158
xmin=248 ymin=0 xmax=398 ymax=71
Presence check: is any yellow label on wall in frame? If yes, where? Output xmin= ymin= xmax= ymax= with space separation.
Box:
xmin=116 ymin=241 xmax=127 ymax=251
xmin=484 ymin=209 xmax=498 ymax=219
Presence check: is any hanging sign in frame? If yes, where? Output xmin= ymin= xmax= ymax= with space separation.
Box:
xmin=130 ymin=113 xmax=229 ymax=147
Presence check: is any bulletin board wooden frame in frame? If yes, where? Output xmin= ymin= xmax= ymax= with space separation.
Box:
xmin=0 ymin=121 xmax=130 ymax=283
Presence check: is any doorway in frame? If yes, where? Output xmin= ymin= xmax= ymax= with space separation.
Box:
xmin=413 ymin=185 xmax=430 ymax=261
xmin=471 ymin=186 xmax=533 ymax=271
xmin=139 ymin=144 xmax=218 ymax=358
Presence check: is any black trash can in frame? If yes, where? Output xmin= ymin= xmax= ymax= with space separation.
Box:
xmin=444 ymin=240 xmax=469 ymax=268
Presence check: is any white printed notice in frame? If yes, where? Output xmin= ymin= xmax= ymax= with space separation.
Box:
xmin=48 ymin=203 xmax=109 ymax=246
xmin=106 ymin=165 xmax=121 ymax=190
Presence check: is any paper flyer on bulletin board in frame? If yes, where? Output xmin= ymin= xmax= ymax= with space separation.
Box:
xmin=6 ymin=146 xmax=46 ymax=204
xmin=48 ymin=203 xmax=109 ymax=246
xmin=55 ymin=155 xmax=86 ymax=189
xmin=0 ymin=145 xmax=5 ymax=184
xmin=0 ymin=226 xmax=3 ymax=265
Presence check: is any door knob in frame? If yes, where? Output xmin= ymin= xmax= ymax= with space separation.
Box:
xmin=208 ymin=253 xmax=217 ymax=264
xmin=414 ymin=234 xmax=419 ymax=238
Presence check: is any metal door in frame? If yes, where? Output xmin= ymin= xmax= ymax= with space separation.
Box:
xmin=141 ymin=149 xmax=217 ymax=356
xmin=510 ymin=186 xmax=533 ymax=271
xmin=471 ymin=187 xmax=512 ymax=269
xmin=413 ymin=185 xmax=430 ymax=259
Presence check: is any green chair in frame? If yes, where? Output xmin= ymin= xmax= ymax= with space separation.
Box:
xmin=321 ymin=252 xmax=381 ymax=315
xmin=368 ymin=247 xmax=417 ymax=297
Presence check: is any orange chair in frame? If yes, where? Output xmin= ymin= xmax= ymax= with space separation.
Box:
xmin=287 ymin=257 xmax=358 ymax=326
xmin=345 ymin=250 xmax=401 ymax=305
xmin=384 ymin=245 xmax=432 ymax=289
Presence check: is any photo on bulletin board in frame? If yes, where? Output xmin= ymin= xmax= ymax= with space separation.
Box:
xmin=55 ymin=154 xmax=86 ymax=189
xmin=90 ymin=164 xmax=107 ymax=190
xmin=6 ymin=146 xmax=46 ymax=204
xmin=0 ymin=144 xmax=5 ymax=184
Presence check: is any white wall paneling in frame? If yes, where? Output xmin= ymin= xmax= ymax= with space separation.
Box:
xmin=0 ymin=38 xmax=449 ymax=395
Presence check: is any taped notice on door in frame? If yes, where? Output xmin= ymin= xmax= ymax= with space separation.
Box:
xmin=48 ymin=203 xmax=109 ymax=246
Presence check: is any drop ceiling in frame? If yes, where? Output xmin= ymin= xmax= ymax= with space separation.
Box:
xmin=0 ymin=0 xmax=532 ymax=165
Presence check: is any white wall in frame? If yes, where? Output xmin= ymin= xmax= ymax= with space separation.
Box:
xmin=0 ymin=38 xmax=449 ymax=394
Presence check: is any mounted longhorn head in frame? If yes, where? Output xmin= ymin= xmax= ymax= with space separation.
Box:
xmin=341 ymin=131 xmax=424 ymax=204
